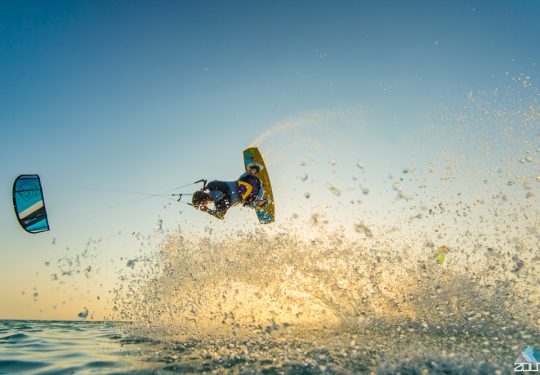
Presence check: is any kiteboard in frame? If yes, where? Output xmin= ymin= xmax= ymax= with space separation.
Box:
xmin=243 ymin=147 xmax=275 ymax=224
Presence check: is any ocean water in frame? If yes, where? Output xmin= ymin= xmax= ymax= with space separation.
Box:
xmin=0 ymin=320 xmax=138 ymax=374
xmin=0 ymin=317 xmax=534 ymax=374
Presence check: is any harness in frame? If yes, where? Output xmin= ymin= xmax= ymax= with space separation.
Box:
xmin=236 ymin=173 xmax=262 ymax=205
xmin=237 ymin=180 xmax=253 ymax=200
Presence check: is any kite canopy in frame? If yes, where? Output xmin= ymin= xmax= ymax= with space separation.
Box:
xmin=13 ymin=175 xmax=50 ymax=233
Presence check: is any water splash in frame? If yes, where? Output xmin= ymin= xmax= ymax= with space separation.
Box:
xmin=102 ymin=76 xmax=540 ymax=372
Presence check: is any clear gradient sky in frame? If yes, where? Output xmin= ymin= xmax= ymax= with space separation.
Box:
xmin=1 ymin=1 xmax=539 ymax=319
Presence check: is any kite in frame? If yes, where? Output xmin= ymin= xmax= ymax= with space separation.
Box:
xmin=13 ymin=175 xmax=50 ymax=233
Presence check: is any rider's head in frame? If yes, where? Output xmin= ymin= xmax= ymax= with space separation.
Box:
xmin=192 ymin=190 xmax=211 ymax=207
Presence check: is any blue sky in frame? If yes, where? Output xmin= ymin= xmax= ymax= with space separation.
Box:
xmin=0 ymin=1 xmax=539 ymax=319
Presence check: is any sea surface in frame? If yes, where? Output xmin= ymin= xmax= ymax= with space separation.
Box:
xmin=0 ymin=320 xmax=146 ymax=374
xmin=0 ymin=317 xmax=535 ymax=374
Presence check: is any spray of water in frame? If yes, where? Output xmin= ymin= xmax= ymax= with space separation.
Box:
xmin=106 ymin=78 xmax=539 ymax=372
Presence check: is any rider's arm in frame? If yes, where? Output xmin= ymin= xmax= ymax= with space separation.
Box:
xmin=197 ymin=205 xmax=225 ymax=220
xmin=206 ymin=208 xmax=225 ymax=220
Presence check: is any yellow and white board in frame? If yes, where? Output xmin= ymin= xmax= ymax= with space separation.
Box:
xmin=243 ymin=147 xmax=275 ymax=224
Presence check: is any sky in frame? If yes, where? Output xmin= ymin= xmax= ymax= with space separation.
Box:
xmin=0 ymin=1 xmax=539 ymax=319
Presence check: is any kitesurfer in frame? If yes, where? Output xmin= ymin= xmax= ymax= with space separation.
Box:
xmin=192 ymin=163 xmax=268 ymax=220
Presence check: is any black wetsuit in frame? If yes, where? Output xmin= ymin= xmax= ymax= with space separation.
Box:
xmin=202 ymin=174 xmax=263 ymax=220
